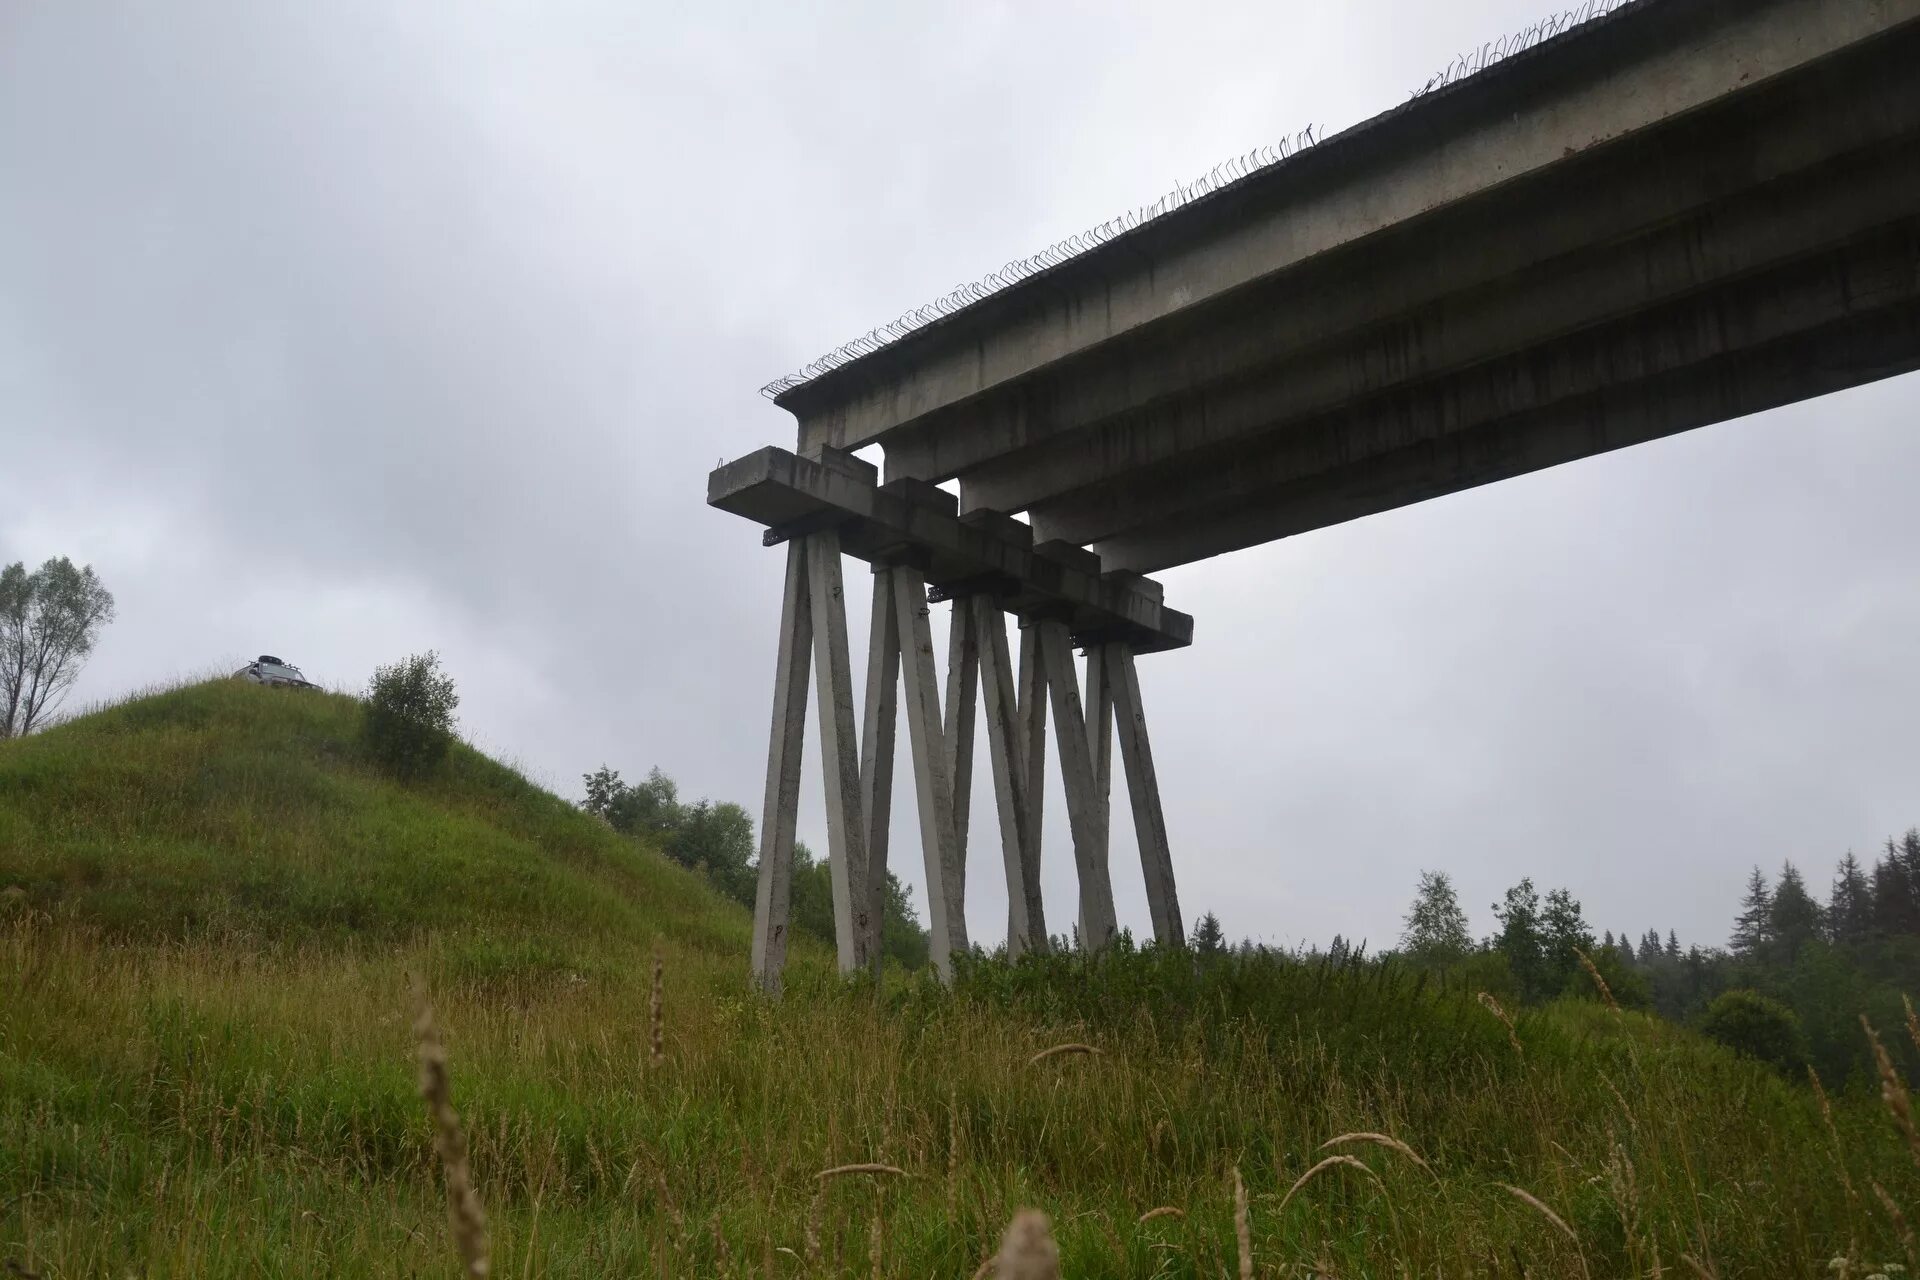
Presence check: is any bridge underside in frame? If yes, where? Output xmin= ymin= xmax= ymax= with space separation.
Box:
xmin=713 ymin=0 xmax=1920 ymax=986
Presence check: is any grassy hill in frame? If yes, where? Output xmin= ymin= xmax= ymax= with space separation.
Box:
xmin=2 ymin=681 xmax=1916 ymax=1277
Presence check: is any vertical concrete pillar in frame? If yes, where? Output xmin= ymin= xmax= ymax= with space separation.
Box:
xmin=859 ymin=565 xmax=901 ymax=975
xmin=1015 ymin=618 xmax=1048 ymax=944
xmin=890 ymin=564 xmax=969 ymax=980
xmin=943 ymin=595 xmax=979 ymax=907
xmin=805 ymin=530 xmax=869 ymax=974
xmin=751 ymin=540 xmax=812 ymax=994
xmin=1036 ymin=619 xmax=1118 ymax=951
xmin=975 ymin=600 xmax=1047 ymax=957
xmin=1108 ymin=642 xmax=1184 ymax=948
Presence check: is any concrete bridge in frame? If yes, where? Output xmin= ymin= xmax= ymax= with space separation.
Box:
xmin=710 ymin=0 xmax=1920 ymax=990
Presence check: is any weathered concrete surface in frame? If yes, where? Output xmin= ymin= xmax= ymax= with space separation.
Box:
xmin=750 ymin=542 xmax=812 ymax=994
xmin=756 ymin=0 xmax=1920 ymax=574
xmin=708 ymin=446 xmax=1194 ymax=650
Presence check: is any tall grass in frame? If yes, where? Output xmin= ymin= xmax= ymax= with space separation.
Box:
xmin=3 ymin=682 xmax=1918 ymax=1275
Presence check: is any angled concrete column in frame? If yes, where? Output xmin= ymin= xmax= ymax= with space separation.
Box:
xmin=806 ymin=530 xmax=869 ymax=974
xmin=751 ymin=541 xmax=812 ymax=994
xmin=975 ymin=600 xmax=1047 ymax=958
xmin=1108 ymin=642 xmax=1184 ymax=948
xmin=859 ymin=564 xmax=901 ymax=975
xmin=1037 ymin=619 xmax=1119 ymax=951
xmin=891 ymin=564 xmax=969 ymax=979
xmin=1015 ymin=618 xmax=1048 ymax=942
xmin=1083 ymin=645 xmax=1114 ymax=866
xmin=943 ymin=595 xmax=980 ymax=905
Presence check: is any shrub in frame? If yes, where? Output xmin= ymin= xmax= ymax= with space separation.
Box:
xmin=361 ymin=651 xmax=458 ymax=780
xmin=1699 ymin=988 xmax=1806 ymax=1073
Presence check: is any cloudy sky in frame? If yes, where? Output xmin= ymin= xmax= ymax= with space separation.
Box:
xmin=4 ymin=0 xmax=1916 ymax=955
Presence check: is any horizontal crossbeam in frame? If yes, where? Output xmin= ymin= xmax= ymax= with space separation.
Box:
xmin=708 ymin=446 xmax=1193 ymax=652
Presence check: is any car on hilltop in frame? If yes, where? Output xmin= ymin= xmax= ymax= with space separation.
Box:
xmin=234 ymin=655 xmax=317 ymax=690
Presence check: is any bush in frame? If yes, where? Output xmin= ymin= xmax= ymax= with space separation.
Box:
xmin=1699 ymin=989 xmax=1806 ymax=1073
xmin=361 ymin=651 xmax=458 ymax=780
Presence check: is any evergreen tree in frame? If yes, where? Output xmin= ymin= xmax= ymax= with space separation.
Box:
xmin=1399 ymin=870 xmax=1473 ymax=964
xmin=1730 ymin=867 xmax=1773 ymax=957
xmin=1828 ymin=851 xmax=1873 ymax=948
xmin=1665 ymin=929 xmax=1681 ymax=960
xmin=1871 ymin=840 xmax=1920 ymax=937
xmin=1767 ymin=861 xmax=1824 ymax=962
xmin=1192 ymin=912 xmax=1228 ymax=958
xmin=1602 ymin=930 xmax=1615 ymax=949
xmin=1640 ymin=929 xmax=1664 ymax=964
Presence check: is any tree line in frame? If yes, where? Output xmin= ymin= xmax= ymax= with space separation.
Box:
xmin=580 ymin=764 xmax=931 ymax=970
xmin=1396 ymin=829 xmax=1920 ymax=1084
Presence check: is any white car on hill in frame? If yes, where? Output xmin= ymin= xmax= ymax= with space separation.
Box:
xmin=235 ymin=655 xmax=317 ymax=690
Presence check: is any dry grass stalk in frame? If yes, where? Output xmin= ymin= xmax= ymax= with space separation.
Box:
xmin=649 ymin=942 xmax=665 ymax=1069
xmin=868 ymin=1200 xmax=884 ymax=1280
xmin=817 ymin=1162 xmax=908 ymax=1181
xmin=1027 ymin=1042 xmax=1102 ymax=1066
xmin=413 ymin=995 xmax=490 ymax=1280
xmin=1905 ymin=994 xmax=1920 ymax=1058
xmin=1497 ymin=1183 xmax=1589 ymax=1280
xmin=803 ymin=1179 xmax=825 ymax=1266
xmin=1478 ymin=992 xmax=1523 ymax=1054
xmin=1277 ymin=1154 xmax=1385 ymax=1214
xmin=1321 ymin=1132 xmax=1437 ymax=1179
xmin=1233 ymin=1165 xmax=1253 ymax=1280
xmin=1873 ymin=1181 xmax=1919 ymax=1275
xmin=1137 ymin=1205 xmax=1186 ymax=1224
xmin=1572 ymin=947 xmax=1620 ymax=1013
xmin=1861 ymin=1015 xmax=1920 ymax=1167
xmin=995 ymin=1209 xmax=1060 ymax=1280
xmin=948 ymin=1086 xmax=962 ymax=1225
xmin=1680 ymin=1253 xmax=1719 ymax=1280
xmin=1809 ymin=1065 xmax=1860 ymax=1207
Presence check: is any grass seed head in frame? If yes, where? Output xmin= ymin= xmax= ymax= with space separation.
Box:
xmin=413 ymin=992 xmax=490 ymax=1280
xmin=1478 ymin=992 xmax=1523 ymax=1054
xmin=1027 ymin=1042 xmax=1101 ymax=1067
xmin=995 ymin=1209 xmax=1059 ymax=1280
xmin=1321 ymin=1132 xmax=1436 ymax=1178
xmin=1573 ymin=947 xmax=1620 ymax=1013
xmin=1497 ymin=1183 xmax=1589 ymax=1280
xmin=1278 ymin=1154 xmax=1385 ymax=1215
xmin=1873 ymin=1181 xmax=1919 ymax=1276
xmin=1862 ymin=1015 xmax=1920 ymax=1168
xmin=1233 ymin=1165 xmax=1253 ymax=1280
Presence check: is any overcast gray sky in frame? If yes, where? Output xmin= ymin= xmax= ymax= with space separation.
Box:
xmin=4 ymin=0 xmax=1916 ymax=955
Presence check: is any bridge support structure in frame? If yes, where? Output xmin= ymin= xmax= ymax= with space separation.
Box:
xmin=714 ymin=447 xmax=1191 ymax=993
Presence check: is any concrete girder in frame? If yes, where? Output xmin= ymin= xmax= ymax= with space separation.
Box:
xmin=1029 ymin=218 xmax=1920 ymax=552
xmin=1092 ymin=295 xmax=1920 ymax=573
xmin=883 ymin=34 xmax=1920 ymax=492
xmin=782 ymin=0 xmax=1920 ymax=456
xmin=979 ymin=139 xmax=1920 ymax=529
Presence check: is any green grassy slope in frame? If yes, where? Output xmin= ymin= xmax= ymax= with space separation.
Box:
xmin=2 ymin=683 xmax=1916 ymax=1278
xmin=0 ymin=679 xmax=748 ymax=962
